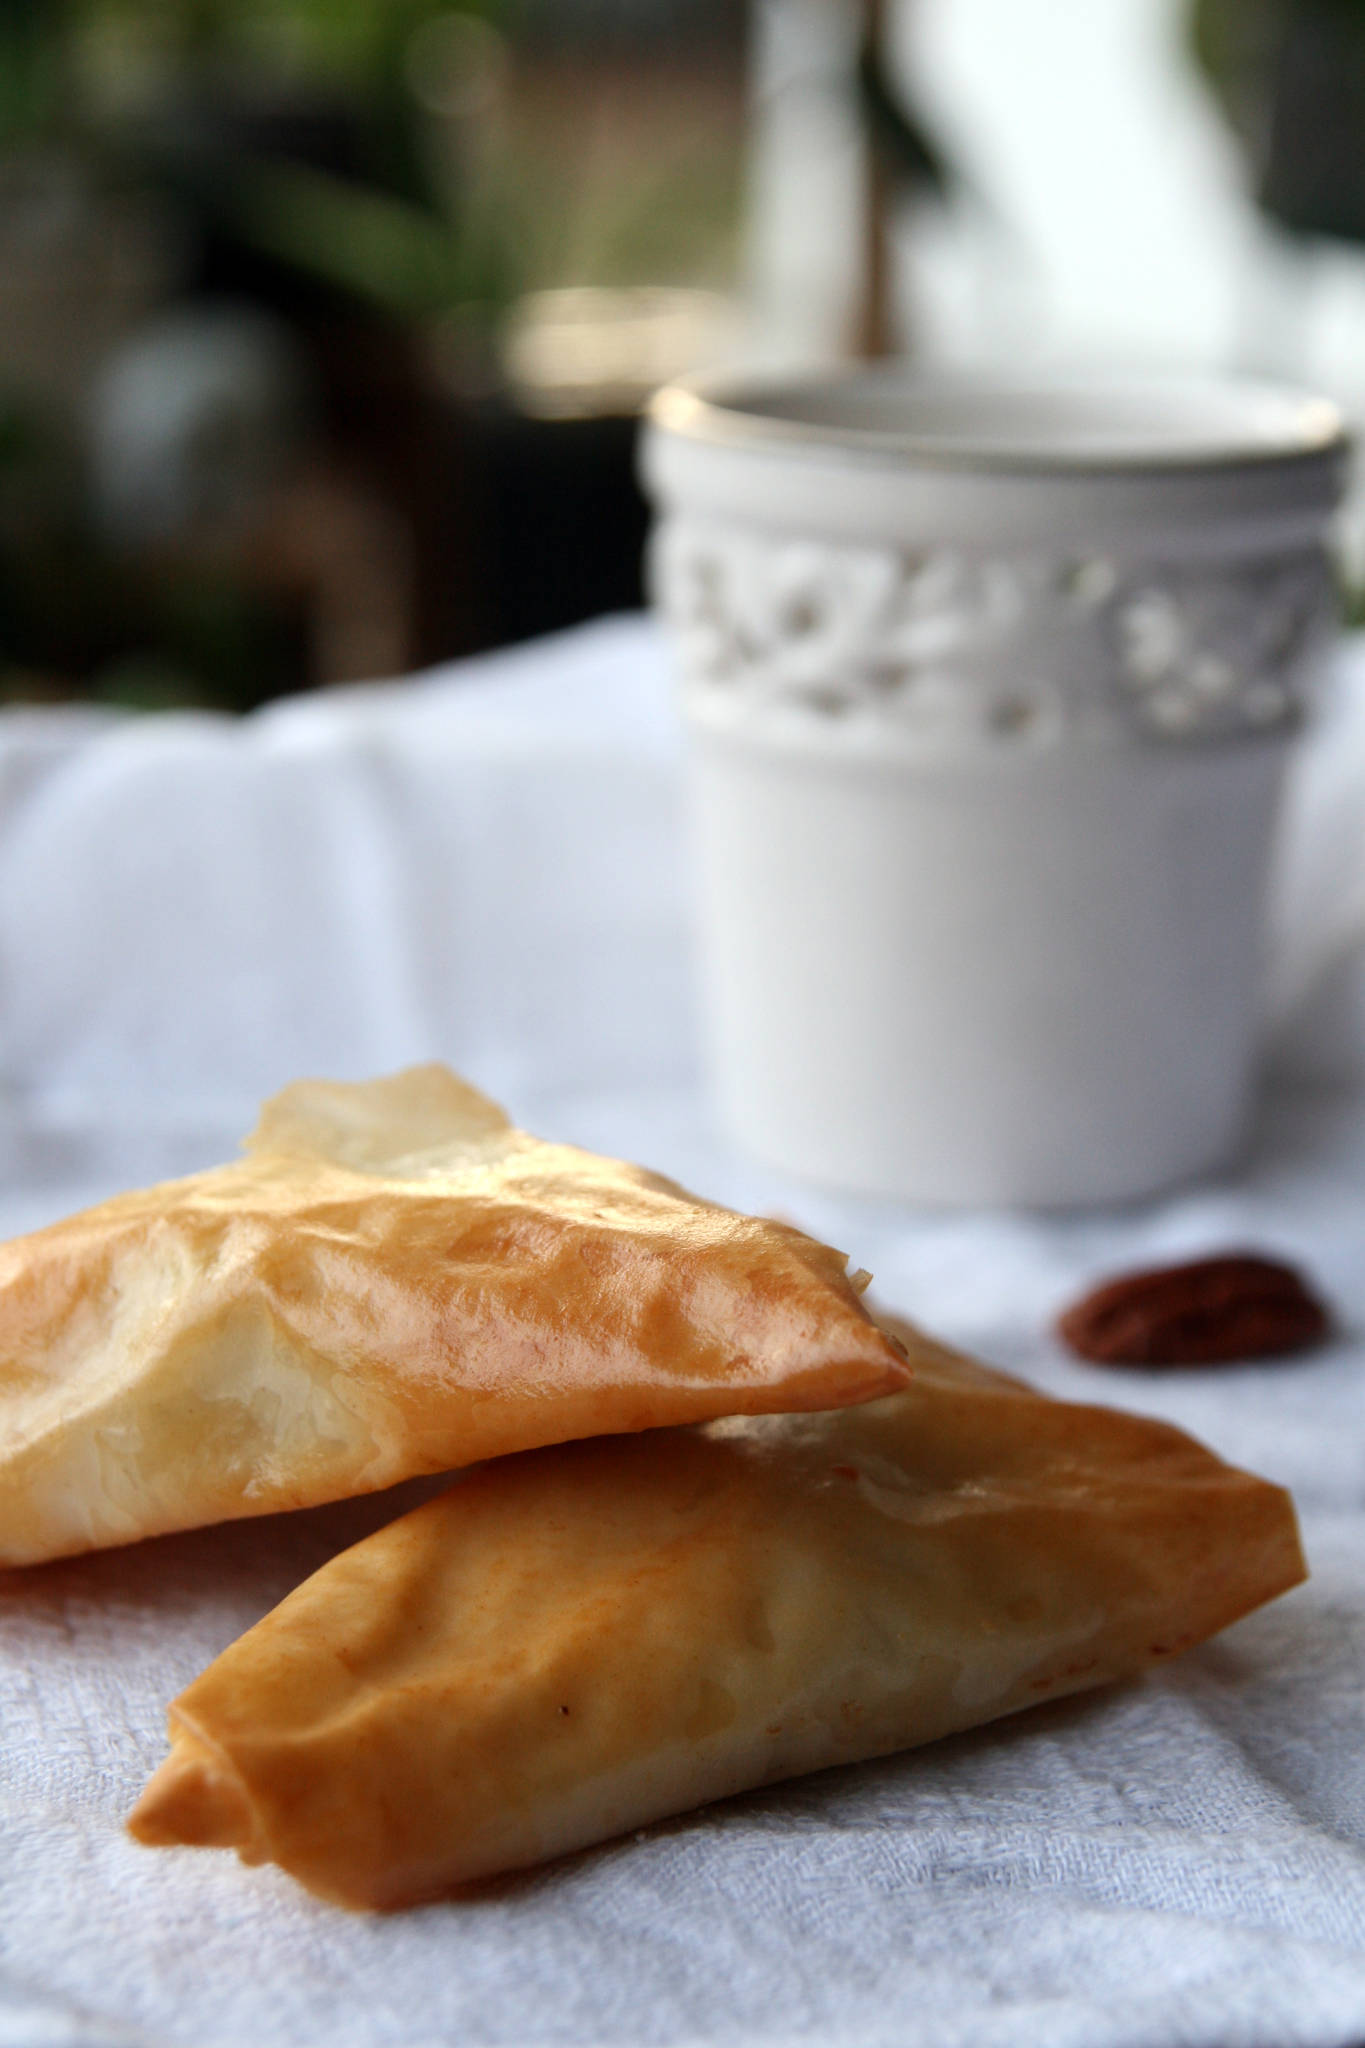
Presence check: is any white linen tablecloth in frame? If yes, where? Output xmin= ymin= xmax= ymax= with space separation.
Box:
xmin=3 ymin=615 xmax=1365 ymax=2048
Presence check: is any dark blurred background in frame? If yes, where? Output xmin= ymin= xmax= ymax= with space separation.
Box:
xmin=3 ymin=0 xmax=1365 ymax=711
xmin=0 ymin=0 xmax=746 ymax=709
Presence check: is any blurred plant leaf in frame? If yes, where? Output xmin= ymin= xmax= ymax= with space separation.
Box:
xmin=0 ymin=0 xmax=69 ymax=144
xmin=1189 ymin=0 xmax=1365 ymax=243
xmin=1189 ymin=0 xmax=1269 ymax=109
xmin=856 ymin=36 xmax=950 ymax=199
xmin=227 ymin=156 xmax=481 ymax=313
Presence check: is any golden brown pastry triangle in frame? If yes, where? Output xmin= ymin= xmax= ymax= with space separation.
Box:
xmin=0 ymin=1065 xmax=907 ymax=1565
xmin=129 ymin=1326 xmax=1305 ymax=1908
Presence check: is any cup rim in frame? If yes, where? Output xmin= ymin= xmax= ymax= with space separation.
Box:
xmin=647 ymin=367 xmax=1349 ymax=479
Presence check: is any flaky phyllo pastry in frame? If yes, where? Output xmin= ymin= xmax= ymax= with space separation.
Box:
xmin=0 ymin=1065 xmax=909 ymax=1566
xmin=129 ymin=1332 xmax=1304 ymax=1908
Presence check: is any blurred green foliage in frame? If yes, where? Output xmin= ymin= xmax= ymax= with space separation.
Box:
xmin=1190 ymin=0 xmax=1365 ymax=243
xmin=0 ymin=0 xmax=745 ymax=705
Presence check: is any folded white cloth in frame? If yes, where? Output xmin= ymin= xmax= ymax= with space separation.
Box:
xmin=0 ymin=620 xmax=691 ymax=1133
xmin=3 ymin=615 xmax=1365 ymax=2048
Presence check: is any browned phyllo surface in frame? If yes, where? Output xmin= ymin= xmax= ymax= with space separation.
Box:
xmin=129 ymin=1328 xmax=1305 ymax=1909
xmin=0 ymin=1066 xmax=908 ymax=1566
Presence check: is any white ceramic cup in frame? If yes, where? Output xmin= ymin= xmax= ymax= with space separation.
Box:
xmin=641 ymin=370 xmax=1349 ymax=1206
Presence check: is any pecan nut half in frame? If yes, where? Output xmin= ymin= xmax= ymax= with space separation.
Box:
xmin=1057 ymin=1252 xmax=1332 ymax=1367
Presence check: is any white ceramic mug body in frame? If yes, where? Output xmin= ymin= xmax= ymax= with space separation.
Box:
xmin=642 ymin=371 xmax=1347 ymax=1206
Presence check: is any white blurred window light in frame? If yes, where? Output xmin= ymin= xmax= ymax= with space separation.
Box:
xmin=749 ymin=0 xmax=1365 ymax=415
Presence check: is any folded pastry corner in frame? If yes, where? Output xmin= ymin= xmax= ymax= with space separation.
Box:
xmin=129 ymin=1729 xmax=263 ymax=1860
xmin=0 ymin=1064 xmax=908 ymax=1566
xmin=127 ymin=1329 xmax=1305 ymax=1910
